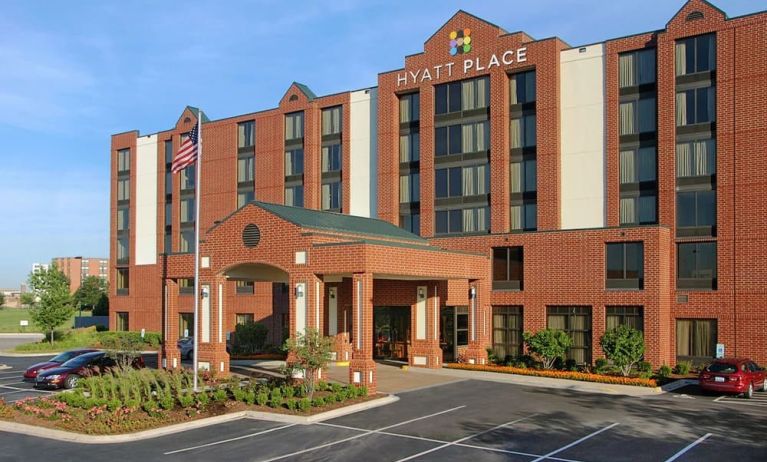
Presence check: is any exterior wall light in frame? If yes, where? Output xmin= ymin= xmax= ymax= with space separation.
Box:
xmin=469 ymin=287 xmax=476 ymax=299
xmin=201 ymin=287 xmax=210 ymax=298
xmin=295 ymin=285 xmax=305 ymax=298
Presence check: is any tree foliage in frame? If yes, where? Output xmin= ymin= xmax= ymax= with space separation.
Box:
xmin=523 ymin=329 xmax=573 ymax=370
xmin=599 ymin=325 xmax=645 ymax=377
xmin=0 ymin=292 xmax=5 ymax=308
xmin=74 ymin=276 xmax=108 ymax=311
xmin=20 ymin=292 xmax=36 ymax=308
xmin=284 ymin=328 xmax=333 ymax=400
xmin=28 ymin=266 xmax=74 ymax=344
xmin=231 ymin=321 xmax=269 ymax=355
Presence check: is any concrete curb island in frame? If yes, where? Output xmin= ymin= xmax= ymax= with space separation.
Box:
xmin=0 ymin=395 xmax=399 ymax=444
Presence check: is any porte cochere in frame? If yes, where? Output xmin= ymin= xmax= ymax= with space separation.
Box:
xmin=159 ymin=201 xmax=490 ymax=394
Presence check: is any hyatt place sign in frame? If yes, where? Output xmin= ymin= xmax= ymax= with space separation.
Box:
xmin=396 ymin=47 xmax=528 ymax=87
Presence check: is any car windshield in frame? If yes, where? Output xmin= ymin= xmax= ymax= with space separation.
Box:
xmin=61 ymin=353 xmax=101 ymax=368
xmin=50 ymin=351 xmax=80 ymax=363
xmin=706 ymin=363 xmax=737 ymax=373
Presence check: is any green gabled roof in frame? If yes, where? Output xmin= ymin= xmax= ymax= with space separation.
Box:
xmin=253 ymin=201 xmax=426 ymax=243
xmin=292 ymin=82 xmax=317 ymax=101
xmin=186 ymin=106 xmax=211 ymax=123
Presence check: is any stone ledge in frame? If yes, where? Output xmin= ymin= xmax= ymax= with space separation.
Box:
xmin=0 ymin=395 xmax=399 ymax=444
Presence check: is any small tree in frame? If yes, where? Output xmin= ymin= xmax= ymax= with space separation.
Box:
xmin=600 ymin=325 xmax=645 ymax=377
xmin=284 ymin=328 xmax=333 ymax=400
xmin=523 ymin=329 xmax=573 ymax=370
xmin=20 ymin=292 xmax=36 ymax=309
xmin=28 ymin=266 xmax=74 ymax=344
xmin=101 ymin=333 xmax=143 ymax=369
xmin=74 ymin=276 xmax=108 ymax=311
xmin=93 ymin=293 xmax=109 ymax=316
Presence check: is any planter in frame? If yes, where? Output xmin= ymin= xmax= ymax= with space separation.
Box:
xmin=446 ymin=363 xmax=658 ymax=388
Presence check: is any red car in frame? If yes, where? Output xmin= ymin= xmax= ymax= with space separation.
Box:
xmin=34 ymin=351 xmax=145 ymax=389
xmin=699 ymin=358 xmax=767 ymax=399
xmin=23 ymin=349 xmax=99 ymax=380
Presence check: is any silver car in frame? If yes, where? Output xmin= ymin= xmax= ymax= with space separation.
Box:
xmin=177 ymin=337 xmax=194 ymax=360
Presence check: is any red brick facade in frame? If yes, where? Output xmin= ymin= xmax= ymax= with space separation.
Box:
xmin=111 ymin=1 xmax=767 ymax=391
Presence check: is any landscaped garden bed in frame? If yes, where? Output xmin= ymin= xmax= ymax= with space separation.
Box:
xmin=446 ymin=363 xmax=658 ymax=388
xmin=0 ymin=368 xmax=372 ymax=435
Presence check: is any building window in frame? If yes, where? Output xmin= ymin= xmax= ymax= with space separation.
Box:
xmin=677 ymin=190 xmax=716 ymax=231
xmin=116 ymin=268 xmax=129 ymax=295
xmin=619 ymin=48 xmax=656 ymax=88
xmin=620 ymin=147 xmax=656 ymax=184
xmin=510 ymin=70 xmax=536 ymax=104
xmin=285 ymin=112 xmax=304 ymax=141
xmin=236 ymin=280 xmax=255 ymax=295
xmin=492 ymin=247 xmax=523 ymax=291
xmin=117 ymin=149 xmax=130 ymax=173
xmin=456 ymin=306 xmax=469 ymax=346
xmin=435 ymin=125 xmax=461 ymax=157
xmin=399 ymin=92 xmax=420 ymax=123
xmin=116 ymin=312 xmax=129 ymax=332
xmin=236 ymin=313 xmax=255 ymax=325
xmin=180 ymin=166 xmax=195 ymax=191
xmin=492 ymin=306 xmax=523 ymax=360
xmin=238 ymin=156 xmax=255 ymax=183
xmin=117 ymin=178 xmax=130 ymax=201
xmin=238 ymin=121 xmax=255 ymax=148
xmin=180 ymin=197 xmax=195 ymax=224
xmin=179 ymin=313 xmax=193 ymax=338
xmin=676 ymin=34 xmax=716 ymax=76
xmin=165 ymin=170 xmax=173 ymax=195
xmin=399 ymin=132 xmax=420 ymax=163
xmin=606 ymin=306 xmax=643 ymax=332
xmin=510 ymin=160 xmax=537 ymax=193
xmin=179 ymin=278 xmax=195 ymax=295
xmin=435 ymin=121 xmax=488 ymax=156
xmin=510 ymin=114 xmax=536 ymax=149
xmin=435 ymin=164 xmax=488 ymax=198
xmin=285 ymin=149 xmax=304 ymax=176
xmin=606 ymin=242 xmax=644 ymax=289
xmin=180 ymin=229 xmax=194 ymax=253
xmin=285 ymin=185 xmax=304 ymax=207
xmin=619 ymin=195 xmax=657 ymax=225
xmin=676 ymin=138 xmax=715 ymax=177
xmin=435 ymin=207 xmax=489 ymax=234
xmin=321 ymin=106 xmax=342 ymax=136
xmin=399 ymin=213 xmax=420 ymax=235
xmin=676 ymin=319 xmax=716 ymax=362
xmin=547 ymin=306 xmax=592 ymax=364
xmin=237 ymin=189 xmax=255 ymax=208
xmin=619 ymin=97 xmax=656 ymax=135
xmin=677 ymin=242 xmax=717 ymax=290
xmin=321 ymin=144 xmax=342 ymax=172
xmin=435 ymin=77 xmax=489 ymax=115
xmin=399 ymin=173 xmax=420 ymax=204
xmin=321 ymin=182 xmax=341 ymax=211
xmin=676 ymin=86 xmax=715 ymax=126
xmin=510 ymin=203 xmax=537 ymax=231
xmin=117 ymin=207 xmax=129 ymax=231
xmin=117 ymin=237 xmax=129 ymax=265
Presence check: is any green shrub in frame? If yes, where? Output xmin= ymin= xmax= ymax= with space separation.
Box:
xmin=674 ymin=361 xmax=692 ymax=375
xmin=231 ymin=386 xmax=246 ymax=402
xmin=523 ymin=329 xmax=573 ymax=370
xmin=177 ymin=393 xmax=195 ymax=408
xmin=106 ymin=398 xmax=121 ymax=412
xmin=197 ymin=391 xmax=211 ymax=408
xmin=285 ymin=399 xmax=297 ymax=411
xmin=331 ymin=383 xmax=342 ymax=394
xmin=159 ymin=393 xmax=175 ymax=410
xmin=298 ymin=398 xmax=311 ymax=412
xmin=244 ymin=390 xmax=256 ymax=405
xmin=269 ymin=388 xmax=283 ymax=407
xmin=213 ymin=388 xmax=228 ymax=403
xmin=599 ymin=325 xmax=645 ymax=377
xmin=658 ymin=364 xmax=672 ymax=378
xmin=142 ymin=400 xmax=159 ymax=414
xmin=594 ymin=358 xmax=610 ymax=374
xmin=284 ymin=385 xmax=296 ymax=399
xmin=357 ymin=386 xmax=368 ymax=397
xmin=636 ymin=361 xmax=653 ymax=375
xmin=231 ymin=321 xmax=269 ymax=355
xmin=312 ymin=397 xmax=326 ymax=407
xmin=256 ymin=392 xmax=269 ymax=406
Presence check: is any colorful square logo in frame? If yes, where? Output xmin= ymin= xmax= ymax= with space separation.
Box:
xmin=449 ymin=29 xmax=472 ymax=55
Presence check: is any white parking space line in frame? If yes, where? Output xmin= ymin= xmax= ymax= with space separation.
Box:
xmin=0 ymin=370 xmax=19 ymax=375
xmin=163 ymin=424 xmax=296 ymax=455
xmin=663 ymin=433 xmax=713 ymax=462
xmin=258 ymin=405 xmax=466 ymax=462
xmin=393 ymin=413 xmax=539 ymax=462
xmin=530 ymin=422 xmax=620 ymax=462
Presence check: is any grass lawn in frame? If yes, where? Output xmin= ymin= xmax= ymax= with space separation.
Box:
xmin=0 ymin=308 xmax=83 ymax=333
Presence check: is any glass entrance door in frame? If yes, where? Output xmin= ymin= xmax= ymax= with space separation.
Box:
xmin=374 ymin=306 xmax=410 ymax=360
xmin=440 ymin=307 xmax=455 ymax=362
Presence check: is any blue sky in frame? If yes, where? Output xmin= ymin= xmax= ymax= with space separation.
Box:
xmin=0 ymin=0 xmax=760 ymax=288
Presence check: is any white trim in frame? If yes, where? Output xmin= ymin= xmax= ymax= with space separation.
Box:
xmin=328 ymin=287 xmax=338 ymax=335
xmin=356 ymin=279 xmax=362 ymax=350
xmin=315 ymin=281 xmax=320 ymax=329
xmin=134 ymin=134 xmax=158 ymax=265
xmin=217 ymin=283 xmax=223 ymax=343
xmin=531 ymin=423 xmax=620 ymax=462
xmin=295 ymin=283 xmax=306 ymax=334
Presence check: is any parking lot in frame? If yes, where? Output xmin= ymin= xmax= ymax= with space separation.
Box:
xmin=0 ymin=361 xmax=765 ymax=462
xmin=0 ymin=356 xmax=57 ymax=403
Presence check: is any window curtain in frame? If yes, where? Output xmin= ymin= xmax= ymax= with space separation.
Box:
xmin=332 ymin=107 xmax=341 ymax=133
xmin=606 ymin=315 xmax=620 ymax=331
xmin=462 ymin=167 xmax=474 ymax=196
xmin=463 ymin=209 xmax=475 ymax=232
xmin=677 ymin=320 xmax=692 ymax=356
xmin=295 ymin=114 xmax=303 ymax=138
xmin=321 ymin=110 xmax=331 ymax=136
xmin=620 ymin=198 xmax=635 ymax=224
xmin=676 ymin=142 xmax=692 ymax=177
xmin=570 ymin=315 xmax=587 ymax=363
xmin=638 ymin=147 xmax=656 ymax=182
xmin=321 ymin=185 xmax=330 ymax=210
xmin=510 ymin=205 xmax=522 ymax=230
xmin=476 ymin=78 xmax=487 ymax=108
xmin=285 ymin=116 xmax=294 ymax=139
xmin=619 ymin=54 xmax=635 ymax=88
xmin=399 ymin=175 xmax=409 ymax=203
xmin=510 ymin=75 xmax=519 ymax=104
xmin=284 ymin=152 xmax=293 ymax=175
xmin=620 ymin=150 xmax=635 ymax=184
xmin=285 ymin=188 xmax=294 ymax=206
xmin=476 ymin=165 xmax=486 ymax=195
xmin=620 ymin=102 xmax=635 ymax=135
xmin=675 ymin=42 xmax=687 ymax=76
xmin=476 ymin=207 xmax=487 ymax=231
xmin=548 ymin=315 xmax=566 ymax=330
xmin=676 ymin=91 xmax=687 ymax=126
xmin=462 ymin=80 xmax=474 ymax=111
xmin=638 ymin=49 xmax=656 ymax=85
xmin=694 ymin=321 xmax=712 ymax=357
xmin=510 ymin=118 xmax=522 ymax=149
xmin=475 ymin=122 xmax=486 ymax=151
xmin=462 ymin=124 xmax=473 ymax=153
xmin=399 ymin=135 xmax=409 ymax=162
xmin=399 ymin=97 xmax=410 ymax=123
xmin=697 ymin=139 xmax=715 ymax=175
xmin=321 ymin=147 xmax=330 ymax=172
xmin=510 ymin=162 xmax=522 ymax=194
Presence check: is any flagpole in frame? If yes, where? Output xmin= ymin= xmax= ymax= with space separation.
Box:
xmin=192 ymin=111 xmax=202 ymax=392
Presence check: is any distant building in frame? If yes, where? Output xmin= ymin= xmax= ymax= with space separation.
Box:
xmin=51 ymin=257 xmax=109 ymax=294
xmin=0 ymin=288 xmax=22 ymax=308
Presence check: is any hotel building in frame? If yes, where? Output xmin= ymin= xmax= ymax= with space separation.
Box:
xmin=110 ymin=0 xmax=767 ymax=392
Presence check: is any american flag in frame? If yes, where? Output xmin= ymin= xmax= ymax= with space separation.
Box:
xmin=171 ymin=124 xmax=199 ymax=173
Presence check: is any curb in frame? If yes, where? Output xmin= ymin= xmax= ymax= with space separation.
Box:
xmin=0 ymin=395 xmax=399 ymax=444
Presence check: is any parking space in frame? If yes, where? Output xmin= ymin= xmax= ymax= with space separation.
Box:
xmin=664 ymin=383 xmax=767 ymax=416
xmin=0 ymin=359 xmax=57 ymax=403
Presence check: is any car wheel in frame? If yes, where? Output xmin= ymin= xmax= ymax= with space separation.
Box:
xmin=64 ymin=374 xmax=80 ymax=390
xmin=745 ymin=383 xmax=754 ymax=399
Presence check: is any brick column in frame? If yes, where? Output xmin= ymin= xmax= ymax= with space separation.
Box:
xmin=159 ymin=279 xmax=182 ymax=370
xmin=462 ymin=280 xmax=489 ymax=365
xmin=349 ymin=272 xmax=376 ymax=395
xmin=198 ymin=275 xmax=230 ymax=376
xmin=409 ymin=283 xmax=442 ymax=368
